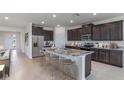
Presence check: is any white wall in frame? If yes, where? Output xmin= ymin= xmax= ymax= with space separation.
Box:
xmin=0 ymin=26 xmax=23 ymax=32
xmin=0 ymin=26 xmax=25 ymax=52
xmin=54 ymin=26 xmax=66 ymax=48
xmin=24 ymin=23 xmax=32 ymax=59
xmin=20 ymin=31 xmax=25 ymax=53
xmin=0 ymin=31 xmax=21 ymax=50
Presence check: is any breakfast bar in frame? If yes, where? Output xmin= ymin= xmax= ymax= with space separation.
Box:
xmin=45 ymin=48 xmax=93 ymax=80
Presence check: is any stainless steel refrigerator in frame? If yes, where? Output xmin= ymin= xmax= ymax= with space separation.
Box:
xmin=32 ymin=35 xmax=44 ymax=57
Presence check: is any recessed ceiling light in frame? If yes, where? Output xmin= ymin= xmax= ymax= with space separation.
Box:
xmin=93 ymin=13 xmax=97 ymax=15
xmin=4 ymin=16 xmax=9 ymax=20
xmin=57 ymin=24 xmax=60 ymax=27
xmin=41 ymin=21 xmax=45 ymax=24
xmin=70 ymin=20 xmax=74 ymax=23
xmin=52 ymin=14 xmax=56 ymax=18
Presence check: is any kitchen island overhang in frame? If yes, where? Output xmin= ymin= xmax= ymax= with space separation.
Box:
xmin=44 ymin=48 xmax=94 ymax=80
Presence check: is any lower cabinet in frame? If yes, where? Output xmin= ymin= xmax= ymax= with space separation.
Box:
xmin=99 ymin=49 xmax=109 ymax=63
xmin=109 ymin=50 xmax=122 ymax=67
xmin=90 ymin=48 xmax=99 ymax=61
xmin=91 ymin=48 xmax=123 ymax=67
xmin=85 ymin=54 xmax=91 ymax=77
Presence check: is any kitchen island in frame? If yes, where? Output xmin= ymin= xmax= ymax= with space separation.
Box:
xmin=45 ymin=48 xmax=93 ymax=80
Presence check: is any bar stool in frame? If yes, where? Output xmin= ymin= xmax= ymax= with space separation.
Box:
xmin=59 ymin=57 xmax=75 ymax=79
xmin=0 ymin=64 xmax=5 ymax=80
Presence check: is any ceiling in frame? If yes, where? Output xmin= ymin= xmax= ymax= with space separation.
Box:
xmin=0 ymin=13 xmax=123 ymax=28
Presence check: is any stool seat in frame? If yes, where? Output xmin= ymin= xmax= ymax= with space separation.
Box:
xmin=0 ymin=64 xmax=5 ymax=71
xmin=0 ymin=64 xmax=5 ymax=79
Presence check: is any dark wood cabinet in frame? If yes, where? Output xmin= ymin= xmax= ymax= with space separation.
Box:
xmin=85 ymin=54 xmax=91 ymax=77
xmin=93 ymin=21 xmax=123 ymax=41
xmin=90 ymin=48 xmax=99 ymax=61
xmin=49 ymin=31 xmax=53 ymax=41
xmin=67 ymin=28 xmax=80 ymax=41
xmin=44 ymin=30 xmax=53 ymax=41
xmin=32 ymin=26 xmax=43 ymax=36
xmin=109 ymin=50 xmax=122 ymax=67
xmin=77 ymin=28 xmax=82 ymax=41
xmin=67 ymin=24 xmax=93 ymax=41
xmin=91 ymin=48 xmax=123 ymax=67
xmin=109 ymin=21 xmax=123 ymax=41
xmin=92 ymin=25 xmax=101 ymax=40
xmin=65 ymin=46 xmax=123 ymax=67
xmin=100 ymin=24 xmax=110 ymax=40
xmin=72 ymin=29 xmax=78 ymax=41
xmin=37 ymin=27 xmax=44 ymax=36
xmin=32 ymin=26 xmax=39 ymax=35
xmin=32 ymin=26 xmax=53 ymax=41
xmin=67 ymin=30 xmax=72 ymax=41
xmin=93 ymin=24 xmax=110 ymax=41
xmin=98 ymin=49 xmax=110 ymax=63
xmin=82 ymin=24 xmax=93 ymax=35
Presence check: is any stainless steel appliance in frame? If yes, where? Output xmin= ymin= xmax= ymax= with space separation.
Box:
xmin=32 ymin=35 xmax=44 ymax=57
xmin=81 ymin=34 xmax=91 ymax=41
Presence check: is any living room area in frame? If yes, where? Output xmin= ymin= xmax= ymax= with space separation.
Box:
xmin=0 ymin=28 xmax=24 ymax=79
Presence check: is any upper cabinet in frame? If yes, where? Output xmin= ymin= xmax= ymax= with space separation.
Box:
xmin=32 ymin=26 xmax=53 ymax=41
xmin=67 ymin=28 xmax=80 ymax=41
xmin=100 ymin=24 xmax=110 ymax=41
xmin=32 ymin=26 xmax=43 ymax=35
xmin=109 ymin=21 xmax=123 ymax=41
xmin=67 ymin=24 xmax=93 ymax=41
xmin=67 ymin=29 xmax=73 ymax=41
xmin=44 ymin=30 xmax=53 ymax=41
xmin=92 ymin=20 xmax=123 ymax=41
xmin=92 ymin=25 xmax=101 ymax=40
xmin=82 ymin=24 xmax=93 ymax=35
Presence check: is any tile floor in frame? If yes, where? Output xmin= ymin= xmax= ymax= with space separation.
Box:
xmin=5 ymin=50 xmax=73 ymax=80
xmin=87 ymin=61 xmax=124 ymax=80
xmin=1 ymin=50 xmax=124 ymax=80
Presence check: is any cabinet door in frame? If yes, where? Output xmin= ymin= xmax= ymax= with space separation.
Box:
xmin=37 ymin=27 xmax=43 ymax=36
xmin=100 ymin=24 xmax=110 ymax=40
xmin=83 ymin=24 xmax=93 ymax=35
xmin=90 ymin=48 xmax=99 ymax=61
xmin=67 ymin=30 xmax=73 ymax=41
xmin=76 ymin=28 xmax=83 ymax=41
xmin=110 ymin=21 xmax=123 ymax=41
xmin=44 ymin=31 xmax=49 ymax=41
xmin=73 ymin=29 xmax=78 ymax=41
xmin=49 ymin=31 xmax=53 ymax=41
xmin=99 ymin=49 xmax=110 ymax=63
xmin=44 ymin=30 xmax=54 ymax=41
xmin=110 ymin=50 xmax=122 ymax=67
xmin=32 ymin=26 xmax=38 ymax=35
xmin=92 ymin=25 xmax=101 ymax=40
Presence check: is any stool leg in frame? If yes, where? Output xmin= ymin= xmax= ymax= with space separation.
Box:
xmin=2 ymin=68 xmax=5 ymax=80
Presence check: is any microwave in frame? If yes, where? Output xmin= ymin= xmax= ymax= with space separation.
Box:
xmin=81 ymin=34 xmax=91 ymax=41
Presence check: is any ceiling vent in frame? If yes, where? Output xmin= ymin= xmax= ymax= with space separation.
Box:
xmin=72 ymin=13 xmax=80 ymax=17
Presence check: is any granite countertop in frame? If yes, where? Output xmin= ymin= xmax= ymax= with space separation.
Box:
xmin=90 ymin=47 xmax=124 ymax=51
xmin=66 ymin=45 xmax=124 ymax=51
xmin=45 ymin=48 xmax=94 ymax=57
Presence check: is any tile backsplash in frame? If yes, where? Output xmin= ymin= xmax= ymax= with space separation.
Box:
xmin=66 ymin=41 xmax=124 ymax=48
